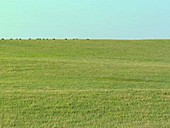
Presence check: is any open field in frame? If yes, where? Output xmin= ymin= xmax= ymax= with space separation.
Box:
xmin=0 ymin=40 xmax=170 ymax=127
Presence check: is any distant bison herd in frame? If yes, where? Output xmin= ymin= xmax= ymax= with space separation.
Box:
xmin=1 ymin=38 xmax=90 ymax=40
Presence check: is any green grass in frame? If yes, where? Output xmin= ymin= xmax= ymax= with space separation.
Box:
xmin=0 ymin=40 xmax=170 ymax=127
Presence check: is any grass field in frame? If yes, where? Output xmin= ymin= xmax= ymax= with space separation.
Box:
xmin=0 ymin=40 xmax=170 ymax=127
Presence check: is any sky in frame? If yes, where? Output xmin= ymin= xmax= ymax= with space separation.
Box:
xmin=0 ymin=0 xmax=170 ymax=39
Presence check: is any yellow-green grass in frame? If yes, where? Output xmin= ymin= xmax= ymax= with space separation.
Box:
xmin=0 ymin=40 xmax=170 ymax=127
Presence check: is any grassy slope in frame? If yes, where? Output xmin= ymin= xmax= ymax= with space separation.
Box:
xmin=0 ymin=40 xmax=170 ymax=127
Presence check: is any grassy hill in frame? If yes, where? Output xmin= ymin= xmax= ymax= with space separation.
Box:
xmin=0 ymin=40 xmax=169 ymax=127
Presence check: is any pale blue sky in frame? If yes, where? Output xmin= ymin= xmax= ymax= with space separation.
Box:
xmin=0 ymin=0 xmax=170 ymax=39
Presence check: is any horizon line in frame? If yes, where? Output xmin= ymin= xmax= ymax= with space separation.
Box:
xmin=1 ymin=38 xmax=170 ymax=41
